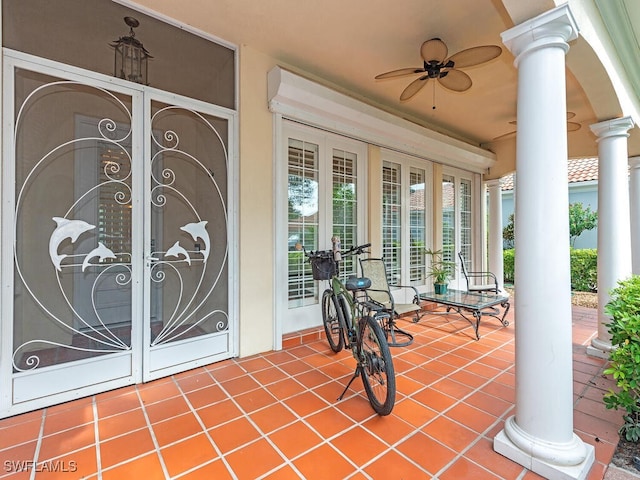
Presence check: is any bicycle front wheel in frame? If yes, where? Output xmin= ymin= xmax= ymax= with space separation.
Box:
xmin=358 ymin=315 xmax=396 ymax=415
xmin=322 ymin=289 xmax=344 ymax=353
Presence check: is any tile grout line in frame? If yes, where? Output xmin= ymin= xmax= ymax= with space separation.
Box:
xmin=207 ymin=357 xmax=378 ymax=479
xmin=134 ymin=387 xmax=171 ymax=479
xmin=91 ymin=397 xmax=102 ymax=480
xmin=29 ymin=408 xmax=46 ymax=480
xmin=169 ymin=371 xmax=239 ymax=480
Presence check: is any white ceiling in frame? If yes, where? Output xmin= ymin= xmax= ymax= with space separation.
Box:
xmin=121 ymin=0 xmax=640 ymax=163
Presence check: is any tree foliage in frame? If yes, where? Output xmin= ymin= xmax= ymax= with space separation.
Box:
xmin=569 ymin=202 xmax=598 ymax=247
xmin=503 ymin=202 xmax=597 ymax=248
xmin=502 ymin=213 xmax=514 ymax=248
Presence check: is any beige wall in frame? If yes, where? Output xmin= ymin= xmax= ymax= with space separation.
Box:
xmin=237 ymin=45 xmax=277 ymax=356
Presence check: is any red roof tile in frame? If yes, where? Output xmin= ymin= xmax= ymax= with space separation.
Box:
xmin=500 ymin=157 xmax=598 ymax=191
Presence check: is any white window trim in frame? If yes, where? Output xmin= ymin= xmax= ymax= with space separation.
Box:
xmin=267 ymin=66 xmax=496 ymax=174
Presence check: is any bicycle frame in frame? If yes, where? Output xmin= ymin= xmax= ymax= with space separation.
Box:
xmin=306 ymin=242 xmax=396 ymax=415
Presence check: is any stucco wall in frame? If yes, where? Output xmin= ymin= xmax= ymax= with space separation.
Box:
xmin=237 ymin=45 xmax=277 ymax=356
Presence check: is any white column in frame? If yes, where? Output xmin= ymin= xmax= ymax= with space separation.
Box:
xmin=486 ymin=179 xmax=504 ymax=292
xmin=630 ymin=156 xmax=640 ymax=275
xmin=587 ymin=118 xmax=634 ymax=357
xmin=494 ymin=6 xmax=595 ymax=480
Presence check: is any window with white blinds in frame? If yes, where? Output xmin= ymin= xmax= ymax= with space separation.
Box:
xmin=287 ymin=139 xmax=319 ymax=307
xmin=382 ymin=161 xmax=402 ymax=283
xmin=332 ymin=149 xmax=358 ymax=281
xmin=442 ymin=174 xmax=456 ymax=276
xmin=460 ymin=177 xmax=472 ymax=266
xmin=285 ymin=129 xmax=365 ymax=315
xmin=409 ymin=167 xmax=427 ymax=285
xmin=442 ymin=170 xmax=476 ymax=284
xmin=382 ymin=156 xmax=430 ymax=288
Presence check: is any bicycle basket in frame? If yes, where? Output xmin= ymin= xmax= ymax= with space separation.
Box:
xmin=309 ymin=252 xmax=336 ymax=280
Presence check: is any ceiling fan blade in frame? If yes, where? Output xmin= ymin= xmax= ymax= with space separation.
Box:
xmin=438 ymin=69 xmax=472 ymax=92
xmin=421 ymin=38 xmax=448 ymax=63
xmin=567 ymin=121 xmax=581 ymax=132
xmin=447 ymin=45 xmax=502 ymax=68
xmin=375 ymin=67 xmax=425 ymax=79
xmin=400 ymin=76 xmax=430 ymax=101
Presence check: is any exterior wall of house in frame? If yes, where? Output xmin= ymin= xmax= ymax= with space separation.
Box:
xmin=237 ymin=45 xmax=278 ymax=356
xmin=501 ymin=180 xmax=598 ymax=249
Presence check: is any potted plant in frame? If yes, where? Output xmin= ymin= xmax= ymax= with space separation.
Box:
xmin=425 ymin=248 xmax=455 ymax=294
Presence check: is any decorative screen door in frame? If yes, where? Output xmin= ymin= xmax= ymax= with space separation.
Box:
xmin=1 ymin=51 xmax=235 ymax=416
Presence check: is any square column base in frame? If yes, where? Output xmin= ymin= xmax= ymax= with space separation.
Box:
xmin=494 ymin=430 xmax=595 ymax=480
xmin=586 ymin=344 xmax=610 ymax=360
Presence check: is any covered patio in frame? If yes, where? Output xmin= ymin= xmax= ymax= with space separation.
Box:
xmin=0 ymin=303 xmax=627 ymax=479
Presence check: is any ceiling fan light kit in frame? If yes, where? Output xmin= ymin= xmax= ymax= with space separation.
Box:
xmin=376 ymin=38 xmax=502 ymax=108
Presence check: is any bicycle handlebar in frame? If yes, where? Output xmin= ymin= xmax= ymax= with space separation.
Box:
xmin=304 ymin=243 xmax=371 ymax=259
xmin=341 ymin=243 xmax=371 ymax=257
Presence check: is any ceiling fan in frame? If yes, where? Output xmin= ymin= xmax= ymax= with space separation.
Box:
xmin=375 ymin=38 xmax=502 ymax=106
xmin=492 ymin=112 xmax=582 ymax=141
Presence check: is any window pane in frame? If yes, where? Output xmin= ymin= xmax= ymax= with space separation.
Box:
xmin=288 ymin=139 xmax=319 ymax=307
xmin=442 ymin=174 xmax=456 ymax=277
xmin=382 ymin=161 xmax=401 ymax=284
xmin=409 ymin=167 xmax=426 ymax=285
xmin=332 ymin=149 xmax=358 ymax=280
xmin=460 ymin=178 xmax=472 ymax=265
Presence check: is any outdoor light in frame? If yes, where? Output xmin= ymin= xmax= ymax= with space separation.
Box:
xmin=111 ymin=16 xmax=151 ymax=85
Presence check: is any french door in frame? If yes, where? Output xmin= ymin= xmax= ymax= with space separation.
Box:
xmin=1 ymin=51 xmax=236 ymax=416
xmin=279 ymin=122 xmax=366 ymax=335
xmin=441 ymin=167 xmax=479 ymax=290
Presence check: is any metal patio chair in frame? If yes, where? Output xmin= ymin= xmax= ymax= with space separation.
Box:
xmin=359 ymin=258 xmax=421 ymax=347
xmin=458 ymin=251 xmax=499 ymax=294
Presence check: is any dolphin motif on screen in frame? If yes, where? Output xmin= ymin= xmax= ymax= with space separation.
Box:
xmin=82 ymin=242 xmax=117 ymax=271
xmin=49 ymin=217 xmax=96 ymax=271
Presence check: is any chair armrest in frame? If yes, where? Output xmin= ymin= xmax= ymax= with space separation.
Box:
xmin=465 ymin=271 xmax=499 ymax=291
xmin=390 ymin=284 xmax=421 ymax=305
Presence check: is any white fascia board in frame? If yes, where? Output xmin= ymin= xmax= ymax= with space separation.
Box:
xmin=267 ymin=66 xmax=495 ymax=174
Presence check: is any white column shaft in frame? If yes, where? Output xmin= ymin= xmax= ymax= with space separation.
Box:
xmin=589 ymin=118 xmax=634 ymax=354
xmin=630 ymin=156 xmax=640 ymax=275
xmin=494 ymin=6 xmax=594 ymax=479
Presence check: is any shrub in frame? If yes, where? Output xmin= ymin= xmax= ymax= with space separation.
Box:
xmin=502 ymin=248 xmax=596 ymax=292
xmin=570 ymin=249 xmax=597 ymax=292
xmin=503 ymin=249 xmax=515 ymax=284
xmin=603 ymin=276 xmax=640 ymax=442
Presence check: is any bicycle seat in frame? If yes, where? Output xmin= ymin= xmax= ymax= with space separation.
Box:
xmin=345 ymin=277 xmax=371 ymax=291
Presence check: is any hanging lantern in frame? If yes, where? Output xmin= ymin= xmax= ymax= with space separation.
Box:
xmin=111 ymin=17 xmax=152 ymax=85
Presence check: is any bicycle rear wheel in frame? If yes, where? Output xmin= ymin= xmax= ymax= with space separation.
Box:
xmin=358 ymin=315 xmax=396 ymax=415
xmin=322 ymin=289 xmax=344 ymax=353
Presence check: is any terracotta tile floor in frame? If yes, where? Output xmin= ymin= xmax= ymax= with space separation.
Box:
xmin=0 ymin=303 xmax=624 ymax=479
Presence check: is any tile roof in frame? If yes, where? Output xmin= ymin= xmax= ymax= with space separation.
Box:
xmin=500 ymin=157 xmax=598 ymax=191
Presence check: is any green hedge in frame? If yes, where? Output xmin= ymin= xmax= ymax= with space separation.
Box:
xmin=502 ymin=248 xmax=597 ymax=292
xmin=503 ymin=249 xmax=515 ymax=284
xmin=570 ymin=249 xmax=598 ymax=292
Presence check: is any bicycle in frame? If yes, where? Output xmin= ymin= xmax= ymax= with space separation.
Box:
xmin=306 ymin=240 xmax=396 ymax=416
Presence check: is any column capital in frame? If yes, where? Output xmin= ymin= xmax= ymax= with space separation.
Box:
xmin=590 ymin=116 xmax=635 ymax=140
xmin=501 ymin=4 xmax=579 ymax=65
